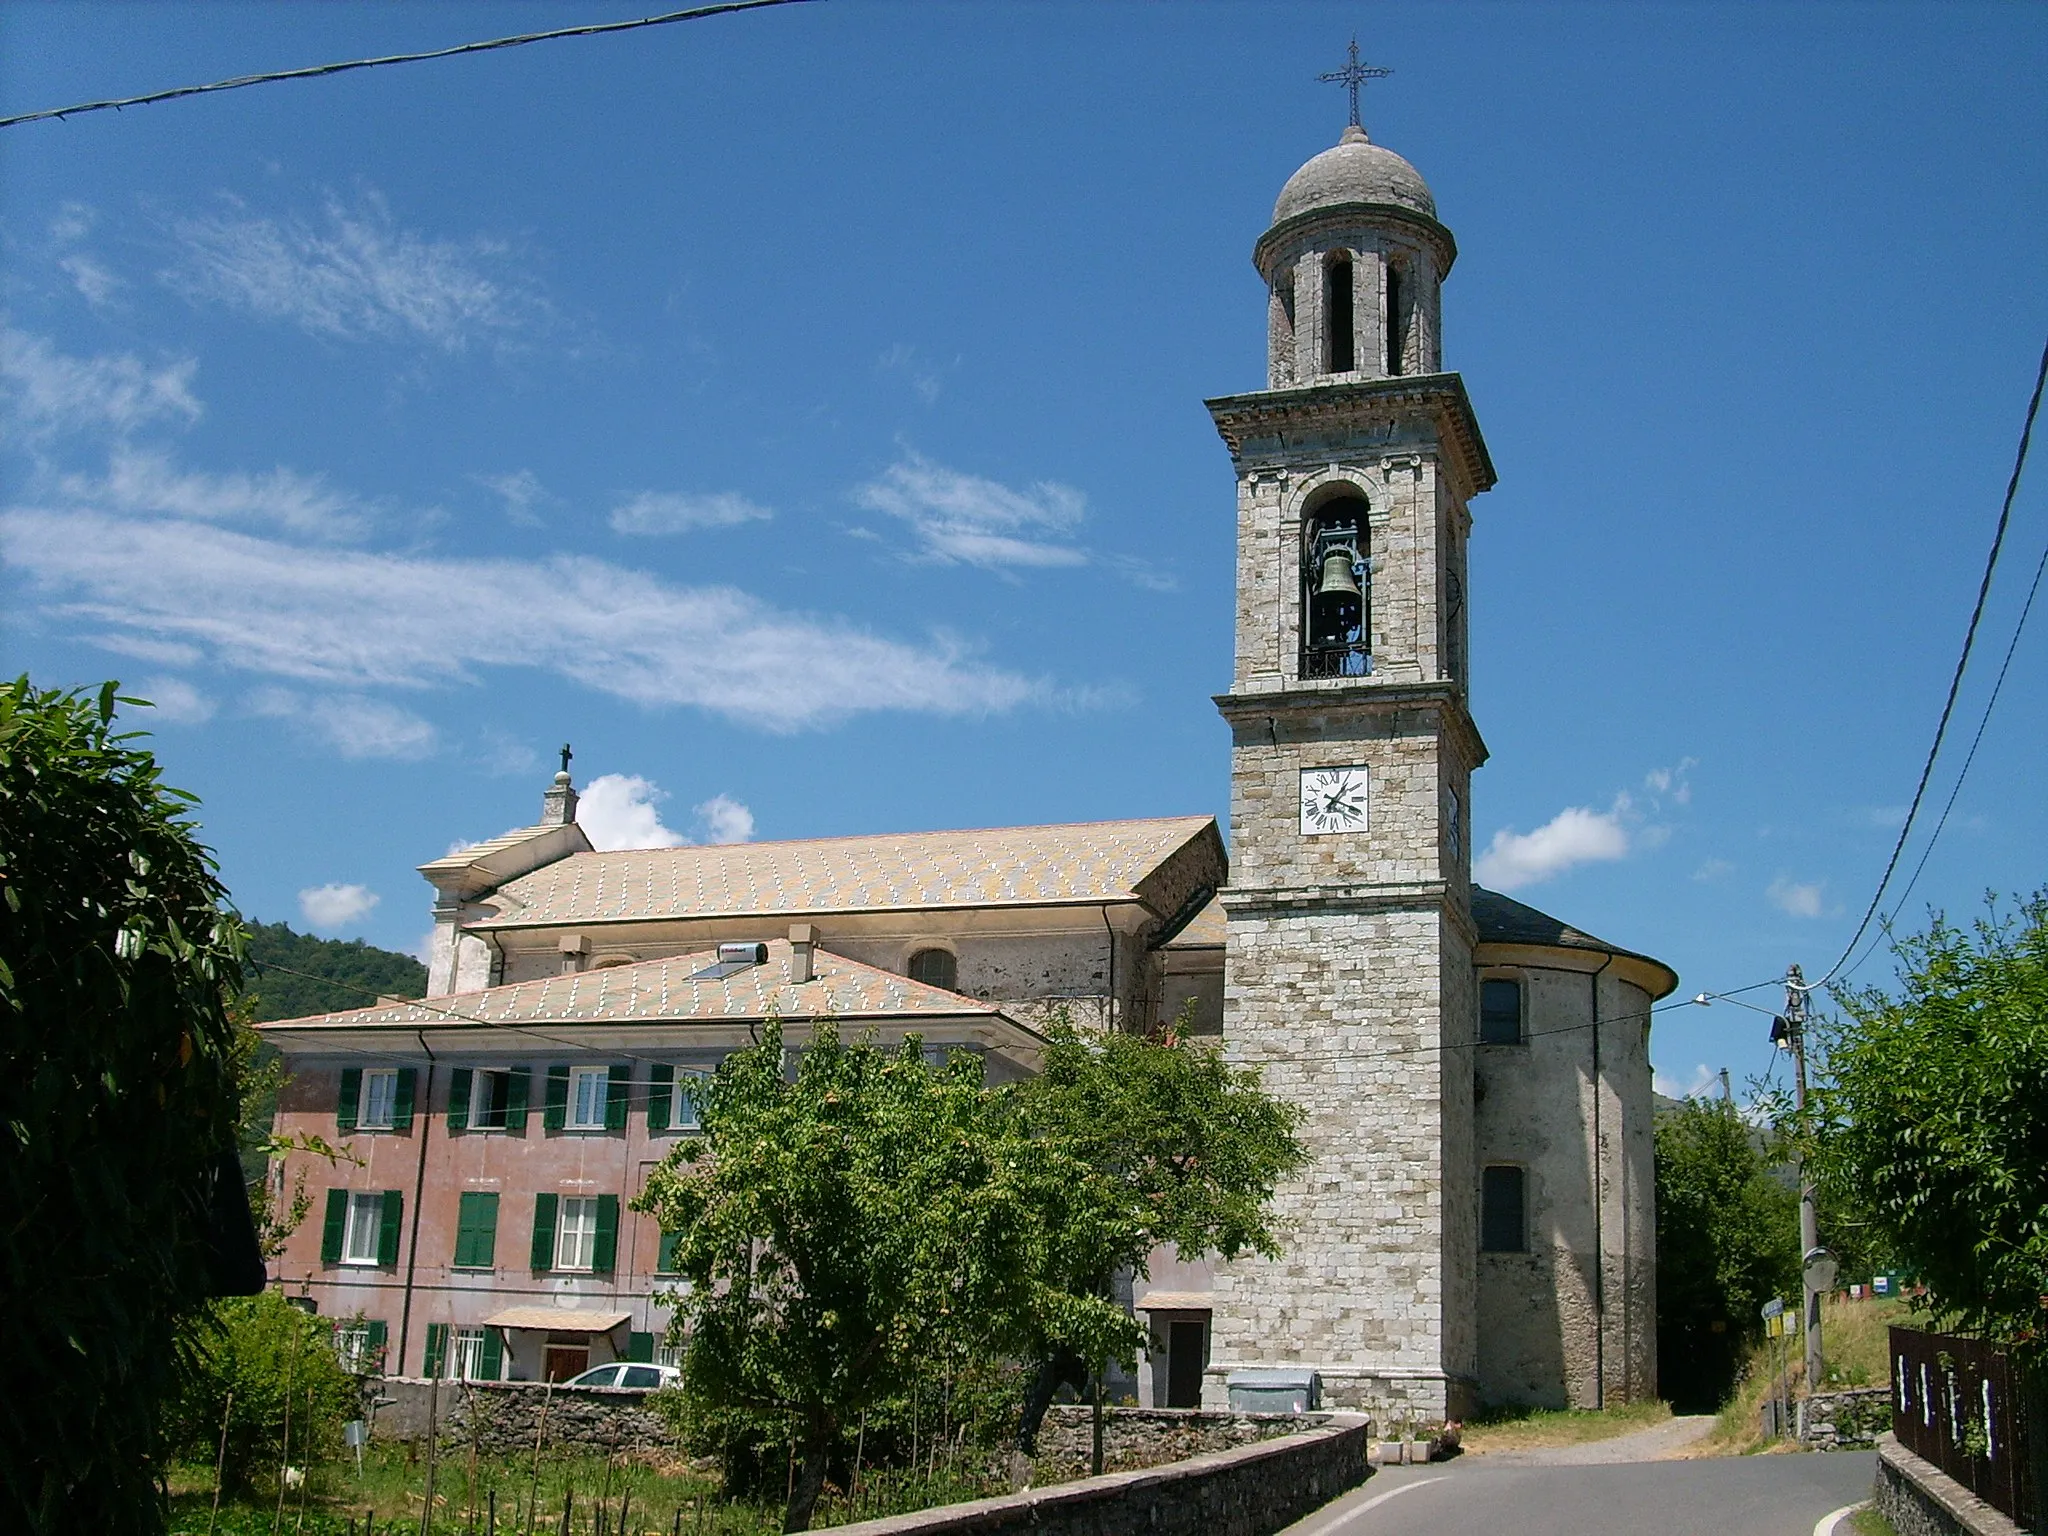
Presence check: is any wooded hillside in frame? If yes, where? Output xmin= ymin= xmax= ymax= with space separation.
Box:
xmin=242 ymin=920 xmax=426 ymax=1021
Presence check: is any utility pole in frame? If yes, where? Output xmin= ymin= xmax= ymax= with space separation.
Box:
xmin=1782 ymin=964 xmax=1826 ymax=1394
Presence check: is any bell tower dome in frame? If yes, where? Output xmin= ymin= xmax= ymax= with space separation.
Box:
xmin=1203 ymin=99 xmax=1497 ymax=1422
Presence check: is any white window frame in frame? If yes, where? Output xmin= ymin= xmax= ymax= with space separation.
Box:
xmin=469 ymin=1069 xmax=510 ymax=1131
xmin=358 ymin=1069 xmax=398 ymax=1129
xmin=672 ymin=1071 xmax=706 ymax=1132
xmin=450 ymin=1327 xmax=488 ymax=1381
xmin=555 ymin=1196 xmax=598 ymax=1272
xmin=334 ymin=1322 xmax=373 ymax=1373
xmin=340 ymin=1191 xmax=384 ymax=1267
xmin=654 ymin=1340 xmax=684 ymax=1369
xmin=568 ymin=1068 xmax=609 ymax=1130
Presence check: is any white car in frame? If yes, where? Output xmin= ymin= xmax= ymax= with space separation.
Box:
xmin=563 ymin=1361 xmax=681 ymax=1390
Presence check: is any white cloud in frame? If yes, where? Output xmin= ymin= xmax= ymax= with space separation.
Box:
xmin=476 ymin=469 xmax=548 ymax=526
xmin=1768 ymin=876 xmax=1827 ymax=918
xmin=1475 ymin=805 xmax=1630 ymax=891
xmin=578 ymin=774 xmax=689 ymax=850
xmin=693 ymin=793 xmax=754 ymax=845
xmin=132 ymin=676 xmax=216 ymax=724
xmin=1643 ymin=758 xmax=1696 ymax=807
xmin=299 ymin=882 xmax=379 ymax=932
xmin=165 ymin=188 xmax=547 ymax=352
xmin=1653 ymin=1063 xmax=1724 ymax=1101
xmin=251 ymin=689 xmax=438 ymax=760
xmin=854 ymin=450 xmax=1088 ymax=571
xmin=609 ymin=490 xmax=771 ymax=536
xmin=411 ymin=929 xmax=437 ymax=965
xmin=1 ymin=328 xmax=201 ymax=439
xmin=477 ymin=730 xmax=540 ymax=778
xmin=50 ymin=203 xmax=94 ymax=244
xmin=62 ymin=446 xmax=368 ymax=539
xmin=1692 ymin=857 xmax=1735 ymax=882
xmin=0 ymin=507 xmax=1046 ymax=731
xmin=61 ymin=254 xmax=124 ymax=309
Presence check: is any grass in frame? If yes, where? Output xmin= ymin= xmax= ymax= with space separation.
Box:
xmin=164 ymin=1439 xmax=1010 ymax=1535
xmin=1848 ymin=1507 xmax=1899 ymax=1536
xmin=1700 ymin=1293 xmax=1926 ymax=1457
xmin=1457 ymin=1398 xmax=1671 ymax=1454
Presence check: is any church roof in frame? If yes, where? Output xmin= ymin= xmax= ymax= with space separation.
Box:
xmin=256 ymin=938 xmax=1015 ymax=1034
xmin=1472 ymin=886 xmax=1678 ymax=994
xmin=1159 ymin=894 xmax=1227 ymax=949
xmin=467 ymin=816 xmax=1221 ymax=931
xmin=1273 ymin=125 xmax=1436 ymax=224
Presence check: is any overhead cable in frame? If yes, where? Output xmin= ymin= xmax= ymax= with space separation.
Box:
xmin=0 ymin=0 xmax=817 ymax=130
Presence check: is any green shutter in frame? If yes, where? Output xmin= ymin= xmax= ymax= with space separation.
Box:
xmin=454 ymin=1191 xmax=499 ymax=1269
xmin=543 ymin=1066 xmax=569 ymax=1131
xmin=646 ymin=1063 xmax=673 ymax=1133
xmin=592 ymin=1194 xmax=619 ymax=1274
xmin=505 ymin=1068 xmax=530 ymax=1134
xmin=605 ymin=1064 xmax=631 ymax=1131
xmin=626 ymin=1330 xmax=654 ymax=1363
xmin=376 ymin=1190 xmax=403 ymax=1266
xmin=424 ymin=1322 xmax=448 ymax=1379
xmin=321 ymin=1188 xmax=348 ymax=1264
xmin=391 ymin=1068 xmax=416 ymax=1130
xmin=530 ymin=1193 xmax=558 ymax=1273
xmin=480 ymin=1327 xmax=504 ymax=1382
xmin=656 ymin=1228 xmax=680 ymax=1274
xmin=365 ymin=1319 xmax=388 ymax=1372
xmin=447 ymin=1068 xmax=472 ymax=1133
xmin=337 ymin=1069 xmax=361 ymax=1132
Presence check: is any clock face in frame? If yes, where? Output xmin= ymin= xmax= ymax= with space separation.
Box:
xmin=1299 ymin=766 xmax=1370 ymax=835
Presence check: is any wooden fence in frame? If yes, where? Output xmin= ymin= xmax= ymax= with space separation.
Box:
xmin=1890 ymin=1325 xmax=2037 ymax=1528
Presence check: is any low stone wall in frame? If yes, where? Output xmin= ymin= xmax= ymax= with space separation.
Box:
xmin=816 ymin=1417 xmax=1368 ymax=1536
xmin=1031 ymin=1406 xmax=1313 ymax=1482
xmin=371 ymin=1379 xmax=675 ymax=1457
xmin=1874 ymin=1433 xmax=2027 ymax=1536
xmin=1798 ymin=1388 xmax=1892 ymax=1449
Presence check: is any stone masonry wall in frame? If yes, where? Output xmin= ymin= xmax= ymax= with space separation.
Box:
xmin=373 ymin=1379 xmax=675 ymax=1457
xmin=1030 ymin=1407 xmax=1311 ymax=1483
xmin=824 ymin=1418 xmax=1368 ymax=1536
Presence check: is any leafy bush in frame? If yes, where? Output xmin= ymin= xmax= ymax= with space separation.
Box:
xmin=1 ymin=679 xmax=249 ymax=1533
xmin=168 ymin=1293 xmax=361 ymax=1494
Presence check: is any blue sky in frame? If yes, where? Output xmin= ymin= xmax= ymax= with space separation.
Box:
xmin=4 ymin=2 xmax=2044 ymax=1101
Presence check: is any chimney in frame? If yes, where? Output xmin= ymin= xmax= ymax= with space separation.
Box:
xmin=559 ymin=933 xmax=588 ymax=975
xmin=541 ymin=770 xmax=578 ymax=827
xmin=788 ymin=923 xmax=817 ymax=984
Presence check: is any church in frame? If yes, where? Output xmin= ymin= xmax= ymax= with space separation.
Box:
xmin=261 ymin=113 xmax=1676 ymax=1420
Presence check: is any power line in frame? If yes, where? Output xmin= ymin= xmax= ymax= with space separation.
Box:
xmin=0 ymin=0 xmax=818 ymax=130
xmin=1804 ymin=331 xmax=2048 ymax=994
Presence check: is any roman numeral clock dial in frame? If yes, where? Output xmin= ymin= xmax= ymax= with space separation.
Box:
xmin=1299 ymin=766 xmax=1370 ymax=835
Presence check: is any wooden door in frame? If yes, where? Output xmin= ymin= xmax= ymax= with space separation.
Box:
xmin=1166 ymin=1318 xmax=1206 ymax=1408
xmin=544 ymin=1343 xmax=589 ymax=1382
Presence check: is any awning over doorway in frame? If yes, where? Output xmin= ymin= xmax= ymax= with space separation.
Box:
xmin=1134 ymin=1291 xmax=1212 ymax=1312
xmin=482 ymin=1307 xmax=631 ymax=1333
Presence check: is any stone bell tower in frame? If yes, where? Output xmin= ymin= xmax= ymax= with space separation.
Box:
xmin=1204 ymin=111 xmax=1497 ymax=1420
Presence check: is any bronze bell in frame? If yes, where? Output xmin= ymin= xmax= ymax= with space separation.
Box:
xmin=1310 ymin=548 xmax=1363 ymax=646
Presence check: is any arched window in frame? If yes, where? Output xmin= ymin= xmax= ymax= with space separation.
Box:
xmin=1386 ymin=260 xmax=1407 ymax=376
xmin=1324 ymin=254 xmax=1355 ymax=373
xmin=1300 ymin=495 xmax=1371 ymax=679
xmin=907 ymin=948 xmax=957 ymax=991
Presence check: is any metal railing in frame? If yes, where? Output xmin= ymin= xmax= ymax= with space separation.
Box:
xmin=1300 ymin=643 xmax=1372 ymax=680
xmin=1891 ymin=1326 xmax=2037 ymax=1527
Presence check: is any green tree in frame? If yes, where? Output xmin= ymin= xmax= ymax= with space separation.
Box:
xmin=241 ymin=920 xmax=425 ymax=1022
xmin=1654 ymin=1098 xmax=1801 ymax=1411
xmin=1801 ymin=891 xmax=2048 ymax=1359
xmin=1000 ymin=1013 xmax=1307 ymax=1450
xmin=166 ymin=1292 xmax=359 ymax=1495
xmin=635 ymin=1023 xmax=1121 ymax=1533
xmin=0 ymin=679 xmax=250 ymax=1534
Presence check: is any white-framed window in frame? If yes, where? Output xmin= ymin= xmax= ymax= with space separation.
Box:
xmin=335 ymin=1323 xmax=373 ymax=1372
xmin=555 ymin=1196 xmax=599 ymax=1271
xmin=672 ymin=1071 xmax=706 ymax=1132
xmin=469 ymin=1070 xmax=511 ymax=1130
xmin=341 ymin=1191 xmax=385 ymax=1266
xmin=655 ymin=1340 xmax=684 ymax=1369
xmin=359 ymin=1069 xmax=399 ymax=1129
xmin=569 ymin=1068 xmax=609 ymax=1130
xmin=450 ymin=1327 xmax=487 ymax=1380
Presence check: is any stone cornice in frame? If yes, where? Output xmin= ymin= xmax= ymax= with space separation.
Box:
xmin=1253 ymin=202 xmax=1458 ymax=280
xmin=1220 ymin=881 xmax=1459 ymax=920
xmin=1215 ymin=682 xmax=1489 ymax=772
xmin=1204 ymin=374 xmax=1496 ymax=501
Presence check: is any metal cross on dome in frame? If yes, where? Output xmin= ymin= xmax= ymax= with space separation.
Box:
xmin=1318 ymin=37 xmax=1392 ymax=130
xmin=558 ymin=742 xmax=573 ymax=775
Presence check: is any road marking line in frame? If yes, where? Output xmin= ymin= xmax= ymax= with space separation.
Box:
xmin=1291 ymin=1475 xmax=1448 ymax=1536
xmin=1813 ymin=1502 xmax=1867 ymax=1536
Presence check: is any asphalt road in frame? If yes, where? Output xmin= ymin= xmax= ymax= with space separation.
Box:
xmin=1277 ymin=1450 xmax=1877 ymax=1536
